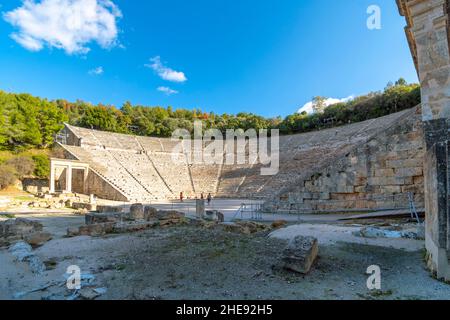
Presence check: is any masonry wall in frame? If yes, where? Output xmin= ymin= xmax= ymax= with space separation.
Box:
xmin=85 ymin=170 xmax=128 ymax=202
xmin=22 ymin=178 xmax=50 ymax=194
xmin=266 ymin=108 xmax=425 ymax=212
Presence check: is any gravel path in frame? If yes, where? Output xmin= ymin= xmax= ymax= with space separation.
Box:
xmin=1 ymin=223 xmax=449 ymax=300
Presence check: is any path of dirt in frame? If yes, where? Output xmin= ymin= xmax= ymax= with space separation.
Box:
xmin=1 ymin=219 xmax=449 ymax=300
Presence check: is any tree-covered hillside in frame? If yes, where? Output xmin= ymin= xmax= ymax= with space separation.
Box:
xmin=0 ymin=78 xmax=420 ymax=185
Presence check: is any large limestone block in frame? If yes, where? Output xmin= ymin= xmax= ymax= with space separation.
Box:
xmin=282 ymin=236 xmax=319 ymax=274
xmin=78 ymin=223 xmax=116 ymax=237
xmin=157 ymin=210 xmax=185 ymax=220
xmin=1 ymin=218 xmax=43 ymax=238
xmin=129 ymin=203 xmax=144 ymax=220
xmin=85 ymin=212 xmax=122 ymax=225
xmin=144 ymin=206 xmax=158 ymax=220
xmin=97 ymin=205 xmax=123 ymax=213
xmin=24 ymin=232 xmax=52 ymax=247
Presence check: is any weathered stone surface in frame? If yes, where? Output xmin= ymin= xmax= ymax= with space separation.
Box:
xmin=78 ymin=223 xmax=115 ymax=237
xmin=85 ymin=212 xmax=122 ymax=225
xmin=157 ymin=210 xmax=185 ymax=220
xmin=217 ymin=221 xmax=270 ymax=234
xmin=271 ymin=220 xmax=287 ymax=229
xmin=72 ymin=202 xmax=96 ymax=211
xmin=217 ymin=212 xmax=225 ymax=223
xmin=204 ymin=210 xmax=224 ymax=222
xmin=1 ymin=218 xmax=43 ymax=239
xmin=97 ymin=205 xmax=123 ymax=213
xmin=144 ymin=206 xmax=158 ymax=220
xmin=79 ymin=288 xmax=100 ymax=300
xmin=24 ymin=232 xmax=52 ymax=247
xmin=113 ymin=221 xmax=158 ymax=233
xmin=129 ymin=203 xmax=144 ymax=220
xmin=282 ymin=236 xmax=318 ymax=274
xmin=66 ymin=227 xmax=80 ymax=237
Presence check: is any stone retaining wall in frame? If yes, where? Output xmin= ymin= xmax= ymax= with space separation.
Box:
xmin=265 ymin=108 xmax=425 ymax=212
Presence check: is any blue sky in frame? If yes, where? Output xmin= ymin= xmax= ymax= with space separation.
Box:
xmin=0 ymin=0 xmax=417 ymax=117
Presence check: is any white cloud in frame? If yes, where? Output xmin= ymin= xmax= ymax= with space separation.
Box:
xmin=298 ymin=95 xmax=354 ymax=114
xmin=3 ymin=0 xmax=122 ymax=55
xmin=146 ymin=56 xmax=187 ymax=83
xmin=88 ymin=66 xmax=104 ymax=75
xmin=157 ymin=86 xmax=179 ymax=96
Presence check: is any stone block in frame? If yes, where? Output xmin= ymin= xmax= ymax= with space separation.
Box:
xmin=144 ymin=206 xmax=158 ymax=220
xmin=282 ymin=236 xmax=319 ymax=274
xmin=129 ymin=203 xmax=144 ymax=220
xmin=157 ymin=210 xmax=185 ymax=220
xmin=85 ymin=212 xmax=122 ymax=225
xmin=72 ymin=202 xmax=96 ymax=211
xmin=380 ymin=185 xmax=402 ymax=193
xmin=113 ymin=221 xmax=158 ymax=233
xmin=97 ymin=205 xmax=123 ymax=213
xmin=272 ymin=220 xmax=287 ymax=229
xmin=78 ymin=223 xmax=115 ymax=237
xmin=368 ymin=176 xmax=409 ymax=186
xmin=1 ymin=218 xmax=43 ymax=238
xmin=24 ymin=232 xmax=52 ymax=247
xmin=395 ymin=167 xmax=423 ymax=177
xmin=386 ymin=158 xmax=423 ymax=168
xmin=373 ymin=169 xmax=395 ymax=177
xmin=66 ymin=227 xmax=80 ymax=237
xmin=319 ymin=193 xmax=330 ymax=200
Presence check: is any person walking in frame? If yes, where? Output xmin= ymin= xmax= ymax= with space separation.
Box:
xmin=207 ymin=193 xmax=212 ymax=206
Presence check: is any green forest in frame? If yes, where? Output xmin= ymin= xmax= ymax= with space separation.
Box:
xmin=0 ymin=78 xmax=420 ymax=187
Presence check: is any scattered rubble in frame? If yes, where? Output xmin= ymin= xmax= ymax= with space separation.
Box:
xmin=282 ymin=236 xmax=319 ymax=274
xmin=67 ymin=206 xmax=186 ymax=237
xmin=215 ymin=221 xmax=272 ymax=234
xmin=0 ymin=218 xmax=51 ymax=248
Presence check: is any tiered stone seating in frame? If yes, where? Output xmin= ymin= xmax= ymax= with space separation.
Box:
xmin=62 ymin=145 xmax=154 ymax=202
xmin=190 ymin=163 xmax=221 ymax=195
xmin=149 ymin=152 xmax=194 ymax=197
xmin=109 ymin=151 xmax=172 ymax=199
xmin=136 ymin=136 xmax=163 ymax=152
xmin=159 ymin=139 xmax=183 ymax=153
xmin=61 ymin=108 xmax=416 ymax=203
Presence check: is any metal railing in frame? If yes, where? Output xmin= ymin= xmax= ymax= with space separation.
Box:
xmin=233 ymin=192 xmax=423 ymax=223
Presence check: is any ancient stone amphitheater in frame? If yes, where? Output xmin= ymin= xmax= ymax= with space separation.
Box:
xmin=53 ymin=106 xmax=424 ymax=213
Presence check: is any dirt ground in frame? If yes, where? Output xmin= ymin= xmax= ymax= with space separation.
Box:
xmin=1 ymin=208 xmax=450 ymax=300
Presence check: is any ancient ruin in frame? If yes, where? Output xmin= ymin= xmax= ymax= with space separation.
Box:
xmin=52 ymin=107 xmax=425 ymax=212
xmin=3 ymin=0 xmax=450 ymax=301
xmin=398 ymin=0 xmax=450 ymax=280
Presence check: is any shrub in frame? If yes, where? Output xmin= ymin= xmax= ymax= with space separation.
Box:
xmin=32 ymin=154 xmax=50 ymax=178
xmin=5 ymin=156 xmax=35 ymax=178
xmin=0 ymin=165 xmax=17 ymax=189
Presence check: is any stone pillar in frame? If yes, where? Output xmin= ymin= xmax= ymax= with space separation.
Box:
xmin=66 ymin=165 xmax=72 ymax=193
xmin=196 ymin=199 xmax=205 ymax=219
xmin=49 ymin=161 xmax=55 ymax=193
xmin=84 ymin=168 xmax=89 ymax=194
xmin=398 ymin=0 xmax=450 ymax=280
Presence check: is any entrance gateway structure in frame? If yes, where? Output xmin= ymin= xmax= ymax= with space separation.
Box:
xmin=398 ymin=0 xmax=450 ymax=279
